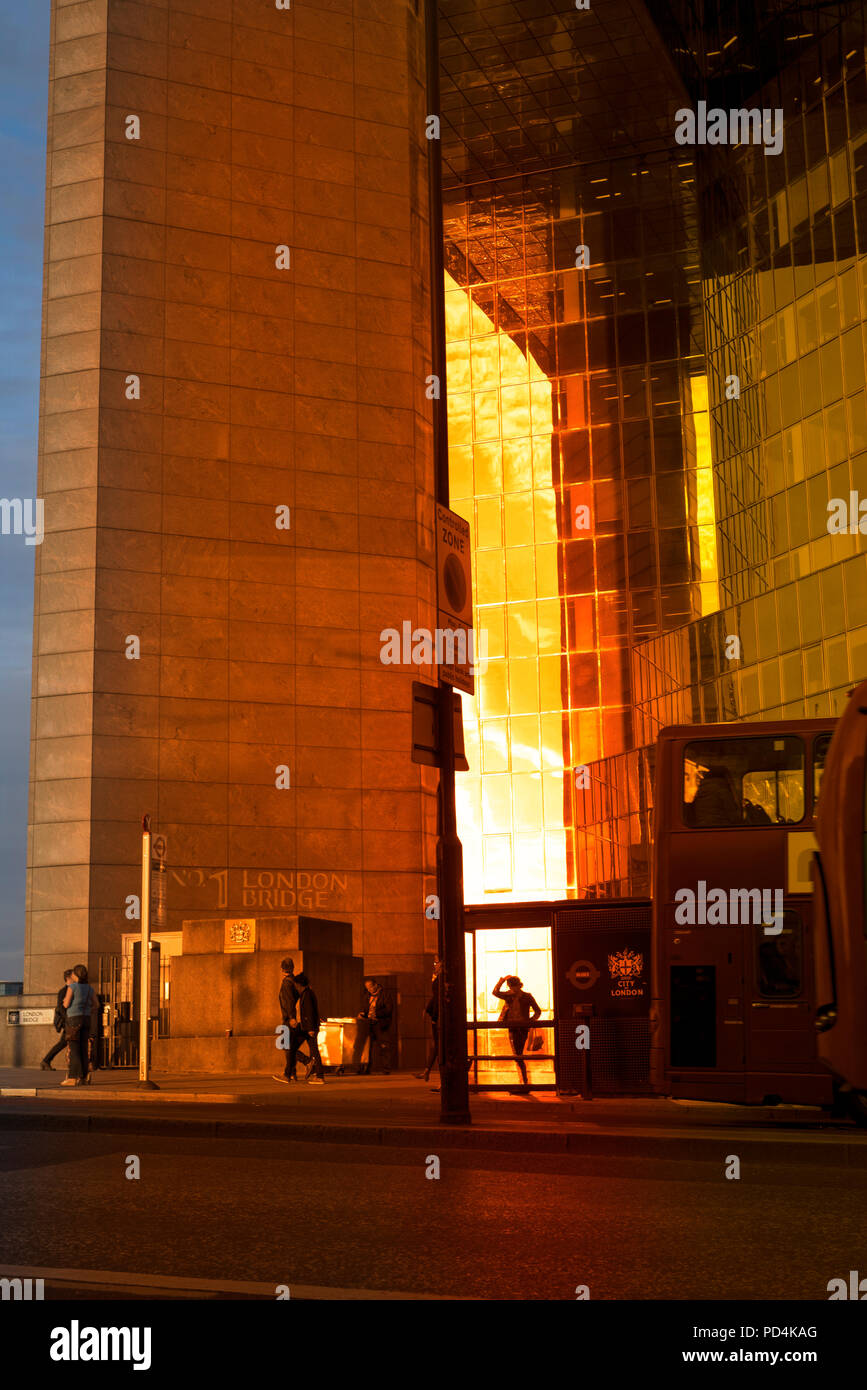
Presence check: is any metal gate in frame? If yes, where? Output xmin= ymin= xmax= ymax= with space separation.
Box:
xmin=93 ymin=952 xmax=171 ymax=1069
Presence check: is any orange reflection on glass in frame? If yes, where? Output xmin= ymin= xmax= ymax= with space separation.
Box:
xmin=446 ymin=271 xmax=568 ymax=904
xmin=688 ymin=374 xmax=720 ymax=616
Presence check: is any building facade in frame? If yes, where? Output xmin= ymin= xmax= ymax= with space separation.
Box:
xmin=13 ymin=0 xmax=867 ymax=1067
xmin=441 ymin=0 xmax=867 ymax=902
xmin=24 ymin=0 xmax=441 ymax=1063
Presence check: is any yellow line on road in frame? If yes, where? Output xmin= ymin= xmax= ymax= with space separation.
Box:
xmin=0 ymin=1265 xmax=467 ymax=1301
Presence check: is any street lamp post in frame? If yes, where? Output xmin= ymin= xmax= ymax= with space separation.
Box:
xmin=138 ymin=815 xmax=159 ymax=1090
xmin=425 ymin=0 xmax=471 ymax=1125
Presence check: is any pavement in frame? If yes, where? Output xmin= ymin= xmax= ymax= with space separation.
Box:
xmin=1 ymin=1067 xmax=866 ymax=1164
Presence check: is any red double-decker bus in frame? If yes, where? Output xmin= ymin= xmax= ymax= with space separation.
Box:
xmin=812 ymin=680 xmax=867 ymax=1124
xmin=651 ymin=717 xmax=835 ymax=1107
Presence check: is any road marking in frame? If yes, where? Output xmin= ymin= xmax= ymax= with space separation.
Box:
xmin=0 ymin=1088 xmax=241 ymax=1103
xmin=0 ymin=1265 xmax=465 ymax=1301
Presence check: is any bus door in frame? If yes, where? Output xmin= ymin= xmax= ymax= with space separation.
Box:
xmin=667 ymin=918 xmax=745 ymax=1101
xmin=745 ymin=908 xmax=827 ymax=1102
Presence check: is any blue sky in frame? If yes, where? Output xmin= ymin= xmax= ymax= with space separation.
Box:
xmin=0 ymin=2 xmax=49 ymax=979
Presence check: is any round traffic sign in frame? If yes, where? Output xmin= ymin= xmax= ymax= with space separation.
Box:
xmin=567 ymin=959 xmax=599 ymax=990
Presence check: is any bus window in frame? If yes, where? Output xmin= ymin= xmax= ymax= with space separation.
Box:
xmin=812 ymin=732 xmax=834 ymax=807
xmin=683 ymin=736 xmax=805 ymax=828
xmin=670 ymin=965 xmax=716 ymax=1067
xmin=755 ymin=912 xmax=802 ymax=999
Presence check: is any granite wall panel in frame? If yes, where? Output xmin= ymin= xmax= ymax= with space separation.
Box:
xmin=27 ymin=0 xmax=439 ymax=1065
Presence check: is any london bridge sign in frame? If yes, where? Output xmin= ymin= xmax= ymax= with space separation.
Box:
xmin=167 ymin=868 xmax=350 ymax=914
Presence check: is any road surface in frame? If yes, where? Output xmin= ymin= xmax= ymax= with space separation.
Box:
xmin=0 ymin=1127 xmax=862 ymax=1300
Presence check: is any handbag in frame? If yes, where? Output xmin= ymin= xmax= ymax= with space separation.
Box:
xmin=527 ymin=1028 xmax=544 ymax=1052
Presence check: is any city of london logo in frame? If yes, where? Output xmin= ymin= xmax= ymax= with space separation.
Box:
xmin=608 ymin=948 xmax=645 ymax=998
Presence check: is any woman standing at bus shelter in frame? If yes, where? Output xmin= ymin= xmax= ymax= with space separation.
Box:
xmin=493 ymin=975 xmax=541 ymax=1094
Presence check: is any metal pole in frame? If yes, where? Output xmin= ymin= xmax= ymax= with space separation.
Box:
xmin=426 ymin=0 xmax=448 ymax=507
xmin=436 ymin=689 xmax=470 ymax=1122
xmin=426 ymin=0 xmax=470 ymax=1124
xmin=139 ymin=815 xmax=158 ymax=1089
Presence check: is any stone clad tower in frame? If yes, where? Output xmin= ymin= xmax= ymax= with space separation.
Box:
xmin=25 ymin=0 xmax=439 ymax=1065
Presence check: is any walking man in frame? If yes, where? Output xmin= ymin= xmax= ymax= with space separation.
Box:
xmin=415 ymin=957 xmax=441 ymax=1083
xmin=294 ymin=973 xmax=325 ymax=1084
xmin=273 ymin=956 xmax=311 ymax=1084
xmin=41 ymin=969 xmax=74 ymax=1071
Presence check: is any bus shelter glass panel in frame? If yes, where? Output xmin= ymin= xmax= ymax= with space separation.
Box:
xmin=682 ymin=736 xmax=805 ymax=828
xmin=466 ymin=926 xmax=555 ymax=1087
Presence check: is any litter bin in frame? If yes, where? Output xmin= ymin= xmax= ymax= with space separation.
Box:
xmin=318 ymin=1018 xmax=360 ymax=1072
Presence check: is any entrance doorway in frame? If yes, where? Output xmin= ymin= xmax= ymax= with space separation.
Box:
xmin=465 ymin=924 xmax=555 ymax=1089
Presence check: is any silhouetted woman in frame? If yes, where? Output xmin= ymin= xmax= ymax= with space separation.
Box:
xmin=493 ymin=975 xmax=541 ymax=1093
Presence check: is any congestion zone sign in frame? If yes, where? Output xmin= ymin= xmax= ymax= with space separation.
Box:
xmin=436 ymin=504 xmax=474 ymax=695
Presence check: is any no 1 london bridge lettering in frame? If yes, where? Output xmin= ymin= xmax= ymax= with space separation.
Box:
xmin=240 ymin=870 xmax=347 ymax=911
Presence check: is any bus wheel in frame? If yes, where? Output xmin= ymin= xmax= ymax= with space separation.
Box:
xmin=847 ymin=1090 xmax=867 ymax=1127
xmin=830 ymin=1081 xmax=851 ymax=1119
xmin=837 ymin=1084 xmax=867 ymax=1125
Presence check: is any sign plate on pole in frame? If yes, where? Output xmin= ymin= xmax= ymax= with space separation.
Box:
xmin=436 ymin=503 xmax=474 ymax=695
xmin=151 ymin=861 xmax=167 ymax=929
xmin=410 ymin=681 xmax=469 ymax=769
xmin=6 ymin=1008 xmax=54 ymax=1026
xmin=132 ymin=941 xmax=161 ymax=1021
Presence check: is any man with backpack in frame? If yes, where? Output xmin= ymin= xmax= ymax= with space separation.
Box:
xmin=273 ymin=957 xmax=311 ymax=1084
xmin=294 ymin=973 xmax=325 ymax=1084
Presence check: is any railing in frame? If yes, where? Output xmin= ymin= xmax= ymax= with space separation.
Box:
xmin=465 ymin=1020 xmax=556 ymax=1088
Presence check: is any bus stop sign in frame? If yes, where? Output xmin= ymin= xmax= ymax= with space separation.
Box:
xmin=567 ymin=959 xmax=600 ymax=990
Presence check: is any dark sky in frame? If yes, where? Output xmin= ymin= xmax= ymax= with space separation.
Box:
xmin=0 ymin=3 xmax=49 ymax=980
